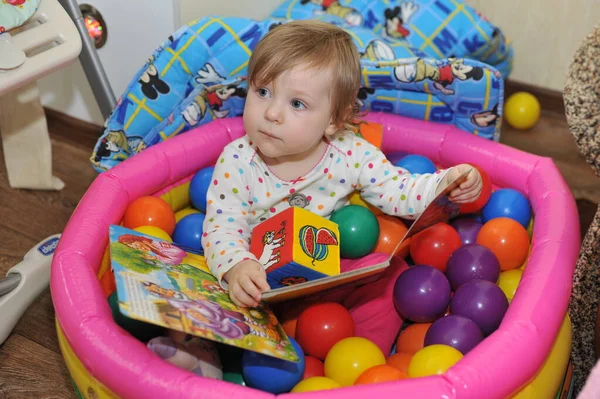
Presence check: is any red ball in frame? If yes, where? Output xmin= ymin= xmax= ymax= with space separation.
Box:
xmin=409 ymin=223 xmax=462 ymax=272
xmin=295 ymin=303 xmax=355 ymax=360
xmin=303 ymin=356 xmax=325 ymax=380
xmin=460 ymin=164 xmax=492 ymax=214
xmin=123 ymin=196 xmax=176 ymax=236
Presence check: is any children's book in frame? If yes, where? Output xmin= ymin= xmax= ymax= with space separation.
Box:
xmin=109 ymin=224 xmax=300 ymax=362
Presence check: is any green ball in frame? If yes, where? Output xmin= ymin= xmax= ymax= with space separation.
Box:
xmin=108 ymin=291 xmax=164 ymax=342
xmin=223 ymin=371 xmax=246 ymax=386
xmin=330 ymin=205 xmax=380 ymax=259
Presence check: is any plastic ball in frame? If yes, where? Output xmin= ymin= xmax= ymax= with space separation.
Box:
xmin=393 ymin=265 xmax=451 ymax=322
xmin=451 ymin=218 xmax=483 ymax=245
xmin=527 ymin=217 xmax=534 ymax=238
xmin=385 ymin=150 xmax=412 ymax=165
xmin=394 ymin=154 xmax=437 ymax=174
xmin=172 ymin=213 xmax=206 ymax=251
xmin=424 ymin=315 xmax=484 ymax=355
xmin=291 ymin=377 xmax=341 ymax=393
xmin=459 ymin=164 xmax=492 ymax=214
xmin=123 ymin=196 xmax=176 ymax=235
xmin=482 ymin=188 xmax=532 ymax=228
xmin=189 ymin=166 xmax=215 ymax=213
xmin=504 ymin=92 xmax=541 ymax=130
xmin=395 ymin=323 xmax=432 ymax=354
xmin=175 ymin=207 xmax=201 ymax=223
xmin=133 ymin=226 xmax=172 ymax=242
xmin=476 ymin=217 xmax=530 ymax=271
xmin=409 ymin=223 xmax=462 ymax=272
xmin=108 ymin=291 xmax=164 ymax=342
xmin=223 ymin=371 xmax=246 ymax=386
xmin=407 ymin=344 xmax=463 ymax=378
xmin=355 ymin=364 xmax=407 ymax=385
xmin=373 ymin=215 xmax=410 ymax=257
xmin=295 ymin=302 xmax=355 ymax=360
xmin=324 ymin=337 xmax=386 ymax=386
xmin=330 ymin=205 xmax=380 ymax=259
xmin=348 ymin=191 xmax=383 ymax=216
xmin=303 ymin=356 xmax=325 ymax=380
xmin=450 ymin=279 xmax=509 ymax=336
xmin=445 ymin=244 xmax=500 ymax=290
xmin=242 ymin=336 xmax=305 ymax=394
xmin=497 ymin=269 xmax=523 ymax=302
xmin=387 ymin=352 xmax=413 ymax=374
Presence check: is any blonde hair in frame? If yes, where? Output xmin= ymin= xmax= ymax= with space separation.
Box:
xmin=247 ymin=20 xmax=361 ymax=128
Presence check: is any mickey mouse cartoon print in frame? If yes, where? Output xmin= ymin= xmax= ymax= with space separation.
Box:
xmin=138 ymin=57 xmax=170 ymax=100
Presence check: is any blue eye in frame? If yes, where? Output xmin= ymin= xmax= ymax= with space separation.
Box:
xmin=291 ymin=99 xmax=306 ymax=110
xmin=257 ymin=88 xmax=270 ymax=98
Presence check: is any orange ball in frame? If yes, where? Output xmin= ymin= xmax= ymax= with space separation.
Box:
xmin=387 ymin=352 xmax=413 ymax=374
xmin=282 ymin=317 xmax=298 ymax=339
xmin=303 ymin=356 xmax=325 ymax=380
xmin=460 ymin=164 xmax=492 ymax=214
xmin=373 ymin=215 xmax=410 ymax=258
xmin=409 ymin=223 xmax=461 ymax=272
xmin=123 ymin=196 xmax=176 ymax=235
xmin=354 ymin=364 xmax=407 ymax=385
xmin=395 ymin=323 xmax=432 ymax=354
xmin=476 ymin=217 xmax=530 ymax=271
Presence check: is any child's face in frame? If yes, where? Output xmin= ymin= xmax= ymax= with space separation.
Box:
xmin=243 ymin=63 xmax=339 ymax=162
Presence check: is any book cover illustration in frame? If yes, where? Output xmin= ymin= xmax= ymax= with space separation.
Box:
xmin=109 ymin=225 xmax=300 ymax=362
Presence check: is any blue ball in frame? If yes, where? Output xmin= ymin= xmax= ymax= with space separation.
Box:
xmin=172 ymin=213 xmax=205 ymax=251
xmin=189 ymin=166 xmax=214 ymax=213
xmin=385 ymin=150 xmax=412 ymax=165
xmin=242 ymin=337 xmax=305 ymax=394
xmin=395 ymin=154 xmax=437 ymax=174
xmin=482 ymin=188 xmax=531 ymax=227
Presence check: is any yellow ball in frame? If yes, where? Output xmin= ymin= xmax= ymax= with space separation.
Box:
xmin=324 ymin=337 xmax=386 ymax=386
xmin=291 ymin=377 xmax=341 ymax=393
xmin=348 ymin=191 xmax=383 ymax=215
xmin=133 ymin=225 xmax=172 ymax=242
xmin=407 ymin=344 xmax=463 ymax=378
xmin=504 ymin=92 xmax=541 ymax=130
xmin=498 ymin=269 xmax=523 ymax=302
xmin=527 ymin=217 xmax=534 ymax=238
xmin=520 ymin=245 xmax=532 ymax=270
xmin=175 ymin=207 xmax=201 ymax=223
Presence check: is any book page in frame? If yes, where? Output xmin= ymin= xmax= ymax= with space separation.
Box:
xmin=109 ymin=225 xmax=300 ymax=362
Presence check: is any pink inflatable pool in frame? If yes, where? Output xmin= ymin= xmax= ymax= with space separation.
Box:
xmin=51 ymin=113 xmax=579 ymax=398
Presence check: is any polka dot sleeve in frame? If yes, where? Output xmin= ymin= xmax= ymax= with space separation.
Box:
xmin=201 ymin=146 xmax=260 ymax=287
xmin=345 ymin=134 xmax=451 ymax=219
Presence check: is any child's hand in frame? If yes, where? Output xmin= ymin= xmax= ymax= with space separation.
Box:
xmin=223 ymin=260 xmax=270 ymax=308
xmin=436 ymin=164 xmax=482 ymax=203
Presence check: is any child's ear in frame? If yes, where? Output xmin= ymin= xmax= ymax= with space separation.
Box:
xmin=324 ymin=122 xmax=340 ymax=136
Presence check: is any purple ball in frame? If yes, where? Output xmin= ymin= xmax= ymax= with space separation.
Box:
xmin=385 ymin=151 xmax=412 ymax=165
xmin=450 ymin=280 xmax=508 ymax=336
xmin=393 ymin=265 xmax=451 ymax=322
xmin=451 ymin=218 xmax=483 ymax=245
xmin=446 ymin=244 xmax=500 ymax=290
xmin=424 ymin=315 xmax=484 ymax=354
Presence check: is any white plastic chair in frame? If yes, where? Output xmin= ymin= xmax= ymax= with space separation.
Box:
xmin=0 ymin=0 xmax=82 ymax=190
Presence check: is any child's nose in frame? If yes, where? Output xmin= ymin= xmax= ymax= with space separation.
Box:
xmin=264 ymin=103 xmax=282 ymax=123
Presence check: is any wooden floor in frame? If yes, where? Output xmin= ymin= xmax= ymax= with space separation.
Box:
xmin=0 ymin=110 xmax=598 ymax=398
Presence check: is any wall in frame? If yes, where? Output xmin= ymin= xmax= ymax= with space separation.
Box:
xmin=471 ymin=0 xmax=600 ymax=91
